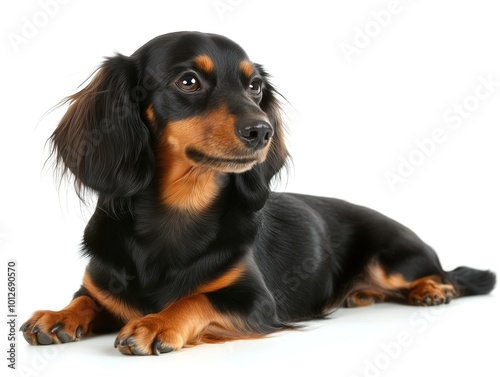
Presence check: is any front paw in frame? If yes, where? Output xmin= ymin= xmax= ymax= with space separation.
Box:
xmin=20 ymin=296 xmax=98 ymax=345
xmin=115 ymin=314 xmax=182 ymax=356
xmin=20 ymin=310 xmax=84 ymax=345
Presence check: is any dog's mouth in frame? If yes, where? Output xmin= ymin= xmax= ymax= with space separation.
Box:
xmin=185 ymin=148 xmax=263 ymax=173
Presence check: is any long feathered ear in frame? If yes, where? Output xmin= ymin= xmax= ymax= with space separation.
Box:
xmin=50 ymin=54 xmax=155 ymax=208
xmin=234 ymin=66 xmax=290 ymax=211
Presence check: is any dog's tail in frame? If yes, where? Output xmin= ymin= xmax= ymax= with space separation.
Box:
xmin=446 ymin=267 xmax=496 ymax=297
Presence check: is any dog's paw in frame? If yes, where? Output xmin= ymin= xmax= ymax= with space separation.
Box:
xmin=20 ymin=297 xmax=98 ymax=345
xmin=409 ymin=280 xmax=456 ymax=306
xmin=20 ymin=310 xmax=86 ymax=345
xmin=114 ymin=314 xmax=183 ymax=356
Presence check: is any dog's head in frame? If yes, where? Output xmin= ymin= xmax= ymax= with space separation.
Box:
xmin=51 ymin=32 xmax=288 ymax=212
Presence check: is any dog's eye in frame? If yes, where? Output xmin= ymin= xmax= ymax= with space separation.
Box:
xmin=176 ymin=74 xmax=201 ymax=92
xmin=248 ymin=80 xmax=262 ymax=96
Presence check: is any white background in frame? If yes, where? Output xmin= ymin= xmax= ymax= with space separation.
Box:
xmin=2 ymin=0 xmax=500 ymax=376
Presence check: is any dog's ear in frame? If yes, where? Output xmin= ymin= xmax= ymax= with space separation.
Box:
xmin=50 ymin=54 xmax=155 ymax=207
xmin=235 ymin=66 xmax=289 ymax=211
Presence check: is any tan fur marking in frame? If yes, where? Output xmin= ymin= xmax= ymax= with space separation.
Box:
xmin=21 ymin=296 xmax=100 ymax=344
xmin=369 ymin=263 xmax=444 ymax=290
xmin=240 ymin=60 xmax=254 ymax=77
xmin=368 ymin=263 xmax=413 ymax=290
xmin=166 ymin=106 xmax=240 ymax=153
xmin=144 ymin=105 xmax=158 ymax=133
xmin=157 ymin=105 xmax=270 ymax=212
xmin=83 ymin=270 xmax=142 ymax=323
xmin=197 ymin=264 xmax=246 ymax=294
xmin=157 ymin=150 xmax=221 ymax=212
xmin=346 ymin=290 xmax=386 ymax=308
xmin=145 ymin=105 xmax=155 ymax=123
xmin=194 ymin=55 xmax=215 ymax=73
xmin=115 ymin=293 xmax=262 ymax=354
xmin=367 ymin=262 xmax=455 ymax=305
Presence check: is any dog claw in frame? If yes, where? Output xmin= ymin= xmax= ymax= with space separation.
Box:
xmin=20 ymin=322 xmax=31 ymax=332
xmin=50 ymin=322 xmax=64 ymax=333
xmin=126 ymin=338 xmax=150 ymax=356
xmin=21 ymin=328 xmax=35 ymax=345
xmin=154 ymin=339 xmax=173 ymax=355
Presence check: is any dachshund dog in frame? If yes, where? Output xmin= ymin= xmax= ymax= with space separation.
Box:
xmin=22 ymin=32 xmax=495 ymax=355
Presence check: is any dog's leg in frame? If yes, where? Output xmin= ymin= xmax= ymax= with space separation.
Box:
xmin=115 ymin=278 xmax=286 ymax=356
xmin=114 ymin=294 xmax=219 ymax=355
xmin=20 ymin=295 xmax=120 ymax=345
xmin=354 ymin=262 xmax=457 ymax=307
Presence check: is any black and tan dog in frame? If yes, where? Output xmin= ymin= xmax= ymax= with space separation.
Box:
xmin=21 ymin=32 xmax=495 ymax=355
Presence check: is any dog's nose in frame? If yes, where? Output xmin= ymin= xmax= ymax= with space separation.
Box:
xmin=236 ymin=118 xmax=274 ymax=150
